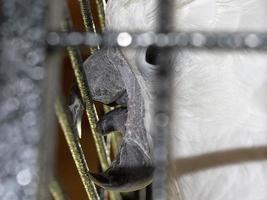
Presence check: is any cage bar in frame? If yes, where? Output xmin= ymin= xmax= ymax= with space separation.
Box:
xmin=95 ymin=0 xmax=106 ymax=31
xmin=151 ymin=0 xmax=175 ymax=199
xmin=77 ymin=0 xmax=98 ymax=53
xmin=46 ymin=31 xmax=267 ymax=50
xmin=62 ymin=17 xmax=111 ymax=171
xmin=66 ymin=2 xmax=121 ymax=199
xmin=55 ymin=97 xmax=100 ymax=200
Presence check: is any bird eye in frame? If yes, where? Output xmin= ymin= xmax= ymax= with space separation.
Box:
xmin=145 ymin=45 xmax=160 ymax=65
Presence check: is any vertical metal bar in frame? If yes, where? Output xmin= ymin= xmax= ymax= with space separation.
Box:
xmin=39 ymin=51 xmax=62 ymax=199
xmin=55 ymin=97 xmax=100 ymax=200
xmin=152 ymin=0 xmax=174 ymax=199
xmin=39 ymin=1 xmax=64 ymax=199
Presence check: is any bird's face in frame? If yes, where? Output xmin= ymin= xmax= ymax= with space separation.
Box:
xmin=81 ymin=0 xmax=166 ymax=192
xmin=82 ymin=0 xmax=219 ymax=192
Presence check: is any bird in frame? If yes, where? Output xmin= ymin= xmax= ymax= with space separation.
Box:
xmin=78 ymin=0 xmax=267 ymax=199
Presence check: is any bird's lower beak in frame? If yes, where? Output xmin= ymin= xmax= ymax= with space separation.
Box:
xmin=88 ymin=139 xmax=153 ymax=192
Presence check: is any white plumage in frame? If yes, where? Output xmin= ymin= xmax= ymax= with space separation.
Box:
xmin=106 ymin=0 xmax=267 ymax=199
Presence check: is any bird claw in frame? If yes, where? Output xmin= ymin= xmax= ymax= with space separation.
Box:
xmin=68 ymin=85 xmax=84 ymax=139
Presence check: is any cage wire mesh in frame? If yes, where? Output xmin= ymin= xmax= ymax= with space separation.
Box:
xmin=1 ymin=0 xmax=267 ymax=200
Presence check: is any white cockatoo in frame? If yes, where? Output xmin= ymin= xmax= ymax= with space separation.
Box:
xmin=81 ymin=0 xmax=267 ymax=199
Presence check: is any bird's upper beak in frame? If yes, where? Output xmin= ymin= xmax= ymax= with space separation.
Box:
xmin=83 ymin=47 xmax=153 ymax=192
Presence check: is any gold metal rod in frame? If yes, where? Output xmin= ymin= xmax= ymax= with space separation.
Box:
xmin=77 ymin=0 xmax=98 ymax=53
xmin=78 ymin=0 xmax=96 ymax=33
xmin=110 ymin=132 xmax=122 ymax=157
xmin=95 ymin=0 xmax=106 ymax=32
xmin=62 ymin=14 xmax=111 ymax=171
xmin=77 ymin=0 xmax=105 ymax=41
xmin=49 ymin=178 xmax=68 ymax=200
xmin=55 ymin=97 xmax=100 ymax=200
xmin=104 ymin=105 xmax=122 ymax=162
xmin=68 ymin=43 xmax=111 ymax=170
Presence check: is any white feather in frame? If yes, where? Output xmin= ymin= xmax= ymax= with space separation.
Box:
xmin=106 ymin=0 xmax=267 ymax=199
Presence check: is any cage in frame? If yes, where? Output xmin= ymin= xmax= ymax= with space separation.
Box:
xmin=0 ymin=0 xmax=267 ymax=200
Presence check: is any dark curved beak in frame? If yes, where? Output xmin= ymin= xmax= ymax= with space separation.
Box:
xmin=83 ymin=48 xmax=153 ymax=191
xmin=89 ymin=160 xmax=153 ymax=192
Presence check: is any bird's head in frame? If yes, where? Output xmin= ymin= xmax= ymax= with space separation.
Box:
xmin=82 ymin=0 xmax=215 ymax=192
